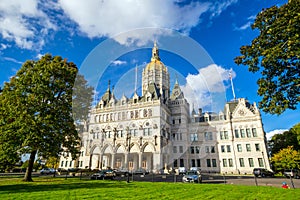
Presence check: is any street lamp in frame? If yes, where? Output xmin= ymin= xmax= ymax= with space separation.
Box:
xmin=126 ymin=128 xmax=131 ymax=183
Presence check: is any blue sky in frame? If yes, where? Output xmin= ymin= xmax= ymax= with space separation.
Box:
xmin=0 ymin=0 xmax=298 ymax=136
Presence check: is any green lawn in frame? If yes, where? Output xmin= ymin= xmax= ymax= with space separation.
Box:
xmin=0 ymin=177 xmax=299 ymax=200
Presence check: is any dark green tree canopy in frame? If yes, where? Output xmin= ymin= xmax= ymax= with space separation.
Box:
xmin=0 ymin=54 xmax=93 ymax=181
xmin=235 ymin=0 xmax=300 ymax=115
xmin=268 ymin=123 xmax=300 ymax=156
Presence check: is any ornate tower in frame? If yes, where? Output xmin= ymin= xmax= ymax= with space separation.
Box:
xmin=142 ymin=42 xmax=170 ymax=99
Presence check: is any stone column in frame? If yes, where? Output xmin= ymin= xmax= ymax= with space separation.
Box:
xmin=99 ymin=153 xmax=103 ymax=170
xmin=111 ymin=153 xmax=115 ymax=169
xmin=124 ymin=153 xmax=128 ymax=170
xmin=138 ymin=152 xmax=142 ymax=169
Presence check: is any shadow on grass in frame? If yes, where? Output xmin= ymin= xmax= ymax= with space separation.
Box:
xmin=0 ymin=178 xmax=134 ymax=194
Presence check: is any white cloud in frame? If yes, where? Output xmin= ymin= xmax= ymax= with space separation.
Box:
xmin=235 ymin=21 xmax=251 ymax=31
xmin=0 ymin=0 xmax=56 ymax=50
xmin=266 ymin=129 xmax=288 ymax=140
xmin=0 ymin=0 xmax=238 ymax=49
xmin=181 ymin=64 xmax=234 ymax=110
xmin=3 ymin=56 xmax=23 ymax=64
xmin=111 ymin=60 xmax=127 ymax=66
xmin=58 ymin=0 xmax=237 ymax=45
xmin=36 ymin=53 xmax=44 ymax=59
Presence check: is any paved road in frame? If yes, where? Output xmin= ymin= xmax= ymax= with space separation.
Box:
xmin=2 ymin=172 xmax=299 ymax=189
xmin=115 ymin=173 xmax=300 ymax=189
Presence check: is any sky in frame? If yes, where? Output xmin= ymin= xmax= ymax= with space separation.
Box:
xmin=0 ymin=0 xmax=298 ymax=136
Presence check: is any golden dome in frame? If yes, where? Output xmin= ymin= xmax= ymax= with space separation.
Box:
xmin=144 ymin=42 xmax=167 ymax=72
xmin=145 ymin=59 xmax=167 ymax=72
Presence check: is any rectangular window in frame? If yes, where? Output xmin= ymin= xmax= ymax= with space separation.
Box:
xmin=205 ymin=146 xmax=210 ymax=153
xmin=246 ymin=128 xmax=251 ymax=138
xmin=196 ymin=146 xmax=200 ymax=154
xmin=190 ymin=146 xmax=195 ymax=154
xmin=224 ymin=131 xmax=229 ymax=139
xmin=143 ymin=128 xmax=152 ymax=136
xmin=211 ymin=146 xmax=215 ymax=153
xmin=179 ymin=119 xmax=181 ymax=124
xmin=252 ymin=128 xmax=257 ymax=137
xmin=222 ymin=159 xmax=227 ymax=167
xmin=61 ymin=161 xmax=64 ymax=167
xmin=180 ymin=159 xmax=184 ymax=167
xmin=173 ymin=146 xmax=177 ymax=153
xmin=228 ymin=158 xmax=233 ymax=167
xmin=239 ymin=158 xmax=245 ymax=167
xmin=235 ymin=129 xmax=239 ymax=138
xmin=240 ymin=129 xmax=245 ymax=138
xmin=80 ymin=161 xmax=83 ymax=167
xmin=212 ymin=159 xmax=217 ymax=167
xmin=246 ymin=144 xmax=251 ymax=152
xmin=248 ymin=158 xmax=254 ymax=167
xmin=69 ymin=160 xmax=72 ymax=167
xmin=206 ymin=159 xmax=211 ymax=167
xmin=258 ymin=158 xmax=264 ymax=167
xmin=221 ymin=145 xmax=225 ymax=153
xmin=174 ymin=159 xmax=178 ymax=168
xmin=65 ymin=161 xmax=68 ymax=168
xmin=255 ymin=144 xmax=260 ymax=151
xmin=190 ymin=133 xmax=198 ymax=141
xmin=220 ymin=131 xmax=224 ymax=140
xmin=179 ymin=146 xmax=183 ymax=153
xmin=173 ymin=119 xmax=175 ymax=124
xmin=205 ymin=132 xmax=213 ymax=140
xmin=197 ymin=159 xmax=201 ymax=167
xmin=226 ymin=145 xmax=231 ymax=152
xmin=237 ymin=144 xmax=242 ymax=152
xmin=191 ymin=159 xmax=196 ymax=167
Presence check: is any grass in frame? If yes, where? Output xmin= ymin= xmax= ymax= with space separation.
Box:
xmin=0 ymin=177 xmax=299 ymax=200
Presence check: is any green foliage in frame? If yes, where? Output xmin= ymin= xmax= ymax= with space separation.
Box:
xmin=45 ymin=156 xmax=59 ymax=169
xmin=271 ymin=146 xmax=300 ymax=172
xmin=0 ymin=54 xmax=93 ymax=181
xmin=269 ymin=130 xmax=300 ymax=156
xmin=234 ymin=0 xmax=300 ymax=114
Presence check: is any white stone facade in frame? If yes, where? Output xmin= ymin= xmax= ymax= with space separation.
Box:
xmin=59 ymin=43 xmax=270 ymax=174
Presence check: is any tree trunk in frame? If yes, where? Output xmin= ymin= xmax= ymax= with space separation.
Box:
xmin=23 ymin=150 xmax=37 ymax=182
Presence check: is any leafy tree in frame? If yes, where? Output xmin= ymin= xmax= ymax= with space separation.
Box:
xmin=271 ymin=146 xmax=300 ymax=172
xmin=269 ymin=128 xmax=300 ymax=156
xmin=0 ymin=54 xmax=92 ymax=181
xmin=234 ymin=0 xmax=300 ymax=114
xmin=45 ymin=156 xmax=60 ymax=169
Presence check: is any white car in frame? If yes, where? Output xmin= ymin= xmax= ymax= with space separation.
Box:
xmin=178 ymin=167 xmax=186 ymax=175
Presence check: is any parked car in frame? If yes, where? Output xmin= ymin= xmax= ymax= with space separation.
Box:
xmin=90 ymin=170 xmax=116 ymax=180
xmin=40 ymin=168 xmax=56 ymax=175
xmin=133 ymin=168 xmax=149 ymax=175
xmin=253 ymin=168 xmax=274 ymax=177
xmin=182 ymin=171 xmax=202 ymax=183
xmin=178 ymin=167 xmax=187 ymax=175
xmin=283 ymin=169 xmax=300 ymax=179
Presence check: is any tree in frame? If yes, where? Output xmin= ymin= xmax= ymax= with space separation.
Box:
xmin=268 ymin=128 xmax=300 ymax=156
xmin=234 ymin=0 xmax=300 ymax=115
xmin=271 ymin=146 xmax=300 ymax=172
xmin=0 ymin=54 xmax=92 ymax=181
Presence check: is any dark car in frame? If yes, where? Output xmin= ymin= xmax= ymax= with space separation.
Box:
xmin=90 ymin=170 xmax=116 ymax=180
xmin=283 ymin=169 xmax=300 ymax=179
xmin=253 ymin=168 xmax=274 ymax=177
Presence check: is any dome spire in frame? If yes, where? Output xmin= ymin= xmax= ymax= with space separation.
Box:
xmin=151 ymin=41 xmax=160 ymax=61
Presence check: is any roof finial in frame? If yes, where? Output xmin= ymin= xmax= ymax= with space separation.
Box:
xmin=151 ymin=40 xmax=160 ymax=61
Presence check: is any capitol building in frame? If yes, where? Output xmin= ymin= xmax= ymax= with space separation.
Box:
xmin=60 ymin=43 xmax=271 ymax=174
